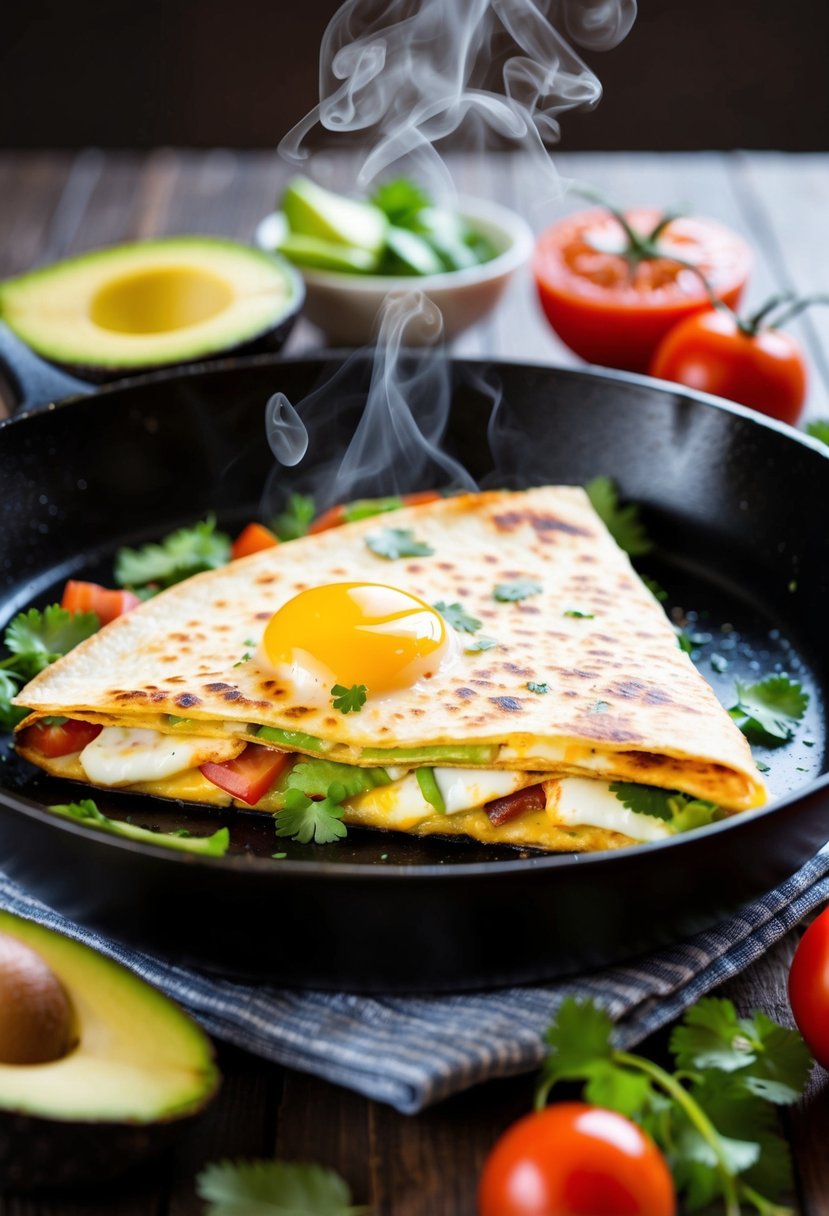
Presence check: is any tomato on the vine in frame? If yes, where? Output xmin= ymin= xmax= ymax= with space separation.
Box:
xmin=649 ymin=307 xmax=808 ymax=425
xmin=788 ymin=906 xmax=829 ymax=1069
xmin=533 ymin=206 xmax=751 ymax=372
xmin=478 ymin=1102 xmax=676 ymax=1216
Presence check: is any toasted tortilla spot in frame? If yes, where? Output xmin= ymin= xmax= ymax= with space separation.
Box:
xmin=176 ymin=693 xmax=201 ymax=708
xmin=491 ymin=696 xmax=523 ymax=713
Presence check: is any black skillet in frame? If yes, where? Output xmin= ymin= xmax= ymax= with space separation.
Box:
xmin=0 ymin=335 xmax=827 ymax=992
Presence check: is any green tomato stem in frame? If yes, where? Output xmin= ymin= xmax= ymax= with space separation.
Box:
xmin=757 ymin=292 xmax=829 ymax=332
xmin=613 ymin=1050 xmax=742 ymax=1216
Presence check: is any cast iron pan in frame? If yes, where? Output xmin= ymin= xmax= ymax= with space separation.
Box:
xmin=0 ymin=337 xmax=827 ymax=992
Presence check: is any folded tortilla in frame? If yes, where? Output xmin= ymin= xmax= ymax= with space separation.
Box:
xmin=14 ymin=487 xmax=766 ymax=850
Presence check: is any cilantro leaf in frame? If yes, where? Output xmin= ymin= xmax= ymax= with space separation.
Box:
xmin=274 ymin=786 xmax=347 ymax=845
xmin=543 ymin=996 xmax=614 ymax=1073
xmin=196 ymin=1158 xmax=369 ymax=1215
xmin=371 ymin=177 xmax=431 ymax=226
xmin=365 ymin=527 xmax=434 ymax=560
xmin=564 ymin=608 xmax=594 ymax=619
xmin=115 ymin=516 xmax=231 ymax=590
xmin=527 ymin=681 xmax=549 ymax=695
xmin=609 ymin=782 xmax=720 ymax=832
xmin=48 ymin=800 xmax=229 ymax=856
xmin=493 ymin=579 xmax=542 ymax=602
xmin=433 ymin=601 xmax=481 ymax=634
xmin=286 ymin=758 xmax=389 ymax=800
xmin=464 ymin=636 xmax=497 ymax=652
xmin=0 ymin=670 xmax=27 ymax=731
xmin=805 ymin=418 xmax=829 ymax=447
xmin=585 ymin=476 xmax=652 ymax=556
xmin=5 ymin=605 xmax=100 ymax=678
xmin=272 ymin=493 xmax=316 ymax=542
xmin=729 ymin=674 xmax=808 ymax=744
xmin=331 ymin=683 xmax=367 ymax=715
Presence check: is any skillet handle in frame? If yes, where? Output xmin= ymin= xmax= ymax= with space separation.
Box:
xmin=0 ymin=323 xmax=93 ymax=415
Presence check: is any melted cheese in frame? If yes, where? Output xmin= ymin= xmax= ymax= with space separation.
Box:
xmin=79 ymin=727 xmax=244 ymax=787
xmin=545 ymin=777 xmax=672 ymax=843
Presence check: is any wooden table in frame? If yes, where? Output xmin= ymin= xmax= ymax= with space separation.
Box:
xmin=0 ymin=150 xmax=828 ymax=1214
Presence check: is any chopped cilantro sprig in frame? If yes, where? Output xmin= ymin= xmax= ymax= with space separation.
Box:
xmin=610 ymin=782 xmax=721 ymax=833
xmin=536 ymin=995 xmax=811 ymax=1216
xmin=115 ymin=516 xmax=231 ymax=593
xmin=197 ymin=1158 xmax=371 ymax=1216
xmin=585 ymin=475 xmax=652 ymax=556
xmin=728 ymin=675 xmax=808 ymax=746
xmin=271 ymin=493 xmax=316 ymax=541
xmin=0 ymin=605 xmax=100 ymax=730
xmin=365 ymin=527 xmax=434 ymax=560
xmin=331 ymin=684 xmax=367 ymax=715
xmin=274 ymin=785 xmax=348 ymax=845
xmin=493 ymin=579 xmax=542 ymax=603
xmin=433 ymin=601 xmax=481 ymax=634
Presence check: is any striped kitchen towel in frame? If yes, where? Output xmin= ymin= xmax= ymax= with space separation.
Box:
xmin=1 ymin=848 xmax=827 ymax=1115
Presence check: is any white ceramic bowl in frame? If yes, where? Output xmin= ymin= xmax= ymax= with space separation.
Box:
xmin=254 ymin=195 xmax=534 ymax=345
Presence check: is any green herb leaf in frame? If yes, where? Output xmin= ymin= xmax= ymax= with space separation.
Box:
xmin=805 ymin=419 xmax=829 ymax=447
xmin=5 ymin=605 xmax=100 ymax=679
xmin=115 ymin=516 xmax=231 ymax=590
xmin=640 ymin=574 xmax=668 ymax=602
xmin=272 ymin=493 xmax=316 ymax=542
xmin=371 ymin=178 xmax=431 ymax=227
xmin=464 ymin=635 xmax=497 ymax=652
xmin=286 ymin=757 xmax=390 ymax=800
xmin=342 ymin=496 xmax=405 ymax=522
xmin=331 ymin=683 xmax=367 ymax=715
xmin=365 ymin=527 xmax=434 ymax=560
xmin=274 ymin=786 xmax=347 ymax=845
xmin=493 ymin=579 xmax=543 ymax=602
xmin=609 ymin=782 xmax=720 ymax=832
xmin=543 ymin=996 xmax=614 ymax=1074
xmin=527 ymin=681 xmax=549 ymax=695
xmin=196 ymin=1157 xmax=370 ymax=1215
xmin=0 ymin=670 xmax=27 ymax=731
xmin=729 ymin=675 xmax=809 ymax=745
xmin=433 ymin=601 xmax=481 ymax=634
xmin=48 ymin=800 xmax=229 ymax=855
xmin=564 ymin=608 xmax=594 ymax=619
xmin=585 ymin=476 xmax=652 ymax=556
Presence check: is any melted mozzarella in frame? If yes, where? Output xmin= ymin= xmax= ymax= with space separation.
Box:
xmin=545 ymin=777 xmax=672 ymax=842
xmin=433 ymin=768 xmax=535 ymax=814
xmin=79 ymin=727 xmax=244 ymax=787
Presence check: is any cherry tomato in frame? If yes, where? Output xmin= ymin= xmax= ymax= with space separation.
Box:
xmin=308 ymin=491 xmax=443 ymax=535
xmin=788 ymin=906 xmax=829 ymax=1068
xmin=533 ymin=208 xmax=751 ymax=372
xmin=21 ymin=718 xmax=102 ymax=758
xmin=478 ymin=1103 xmax=676 ymax=1216
xmin=649 ymin=309 xmax=807 ymax=425
xmin=61 ymin=580 xmax=140 ymax=625
xmin=231 ymin=522 xmax=279 ymax=559
xmin=201 ymin=743 xmax=290 ymax=806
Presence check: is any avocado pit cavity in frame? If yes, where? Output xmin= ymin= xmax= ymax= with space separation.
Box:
xmin=0 ymin=932 xmax=76 ymax=1065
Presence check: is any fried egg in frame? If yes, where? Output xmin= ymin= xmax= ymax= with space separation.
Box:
xmin=258 ymin=582 xmax=457 ymax=707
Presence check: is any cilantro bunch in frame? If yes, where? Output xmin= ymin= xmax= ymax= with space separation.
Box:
xmin=537 ymin=996 xmax=811 ymax=1216
xmin=197 ymin=1159 xmax=371 ymax=1215
xmin=114 ymin=516 xmax=231 ymax=593
xmin=0 ymin=605 xmax=100 ymax=730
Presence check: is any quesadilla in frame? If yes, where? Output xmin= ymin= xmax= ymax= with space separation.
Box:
xmin=13 ymin=487 xmax=766 ymax=852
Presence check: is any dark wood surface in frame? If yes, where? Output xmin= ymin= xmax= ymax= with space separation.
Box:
xmin=0 ymin=150 xmax=828 ymax=1214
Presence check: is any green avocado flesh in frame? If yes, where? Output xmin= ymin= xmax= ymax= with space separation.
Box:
xmin=0 ymin=910 xmax=218 ymax=1125
xmin=0 ymin=236 xmax=300 ymax=373
xmin=254 ymin=726 xmax=499 ymax=768
xmin=281 ymin=176 xmax=388 ymax=254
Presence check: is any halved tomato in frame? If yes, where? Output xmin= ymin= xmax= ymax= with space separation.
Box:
xmin=62 ymin=580 xmax=140 ymax=625
xmin=201 ymin=744 xmax=290 ymax=806
xmin=21 ymin=718 xmax=103 ymax=758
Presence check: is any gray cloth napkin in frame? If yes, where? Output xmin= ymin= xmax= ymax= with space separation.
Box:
xmin=2 ymin=849 xmax=827 ymax=1114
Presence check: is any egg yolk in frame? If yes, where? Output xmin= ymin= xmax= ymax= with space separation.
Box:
xmin=261 ymin=582 xmax=450 ymax=695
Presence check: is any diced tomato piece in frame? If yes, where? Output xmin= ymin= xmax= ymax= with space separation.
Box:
xmin=201 ymin=744 xmax=290 ymax=806
xmin=308 ymin=491 xmax=443 ymax=535
xmin=486 ymin=783 xmax=546 ymax=827
xmin=62 ymin=580 xmax=141 ymax=625
xmin=22 ymin=718 xmax=103 ymax=758
xmin=231 ymin=522 xmax=279 ymax=560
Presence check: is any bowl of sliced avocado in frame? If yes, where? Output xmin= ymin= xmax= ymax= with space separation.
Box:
xmin=0 ymin=236 xmax=305 ymax=383
xmin=255 ymin=176 xmax=534 ymax=344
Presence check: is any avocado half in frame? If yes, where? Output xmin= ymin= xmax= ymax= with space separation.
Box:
xmin=0 ymin=910 xmax=219 ymax=1190
xmin=0 ymin=236 xmax=304 ymax=381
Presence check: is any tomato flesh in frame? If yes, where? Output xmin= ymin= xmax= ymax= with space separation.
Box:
xmin=201 ymin=744 xmax=290 ymax=806
xmin=649 ymin=309 xmax=807 ymax=425
xmin=788 ymin=906 xmax=829 ymax=1068
xmin=533 ymin=208 xmax=751 ymax=372
xmin=22 ymin=718 xmax=103 ymax=758
xmin=308 ymin=491 xmax=443 ymax=535
xmin=62 ymin=580 xmax=140 ymax=625
xmin=231 ymin=522 xmax=279 ymax=559
xmin=478 ymin=1103 xmax=675 ymax=1216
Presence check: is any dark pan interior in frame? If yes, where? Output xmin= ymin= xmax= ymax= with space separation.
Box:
xmin=0 ymin=353 xmax=827 ymax=990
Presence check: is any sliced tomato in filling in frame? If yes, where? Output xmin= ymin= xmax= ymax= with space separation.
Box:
xmin=21 ymin=718 xmax=103 ymax=758
xmin=201 ymin=744 xmax=290 ymax=806
xmin=485 ymin=783 xmax=546 ymax=827
xmin=62 ymin=580 xmax=141 ymax=625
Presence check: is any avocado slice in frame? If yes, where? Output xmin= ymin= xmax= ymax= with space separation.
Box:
xmin=282 ymin=176 xmax=387 ymax=254
xmin=0 ymin=236 xmax=303 ymax=380
xmin=0 ymin=910 xmax=218 ymax=1189
xmin=277 ymin=232 xmax=380 ymax=274
xmin=381 ymin=227 xmax=445 ymax=276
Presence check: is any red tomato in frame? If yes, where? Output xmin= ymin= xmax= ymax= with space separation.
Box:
xmin=478 ymin=1103 xmax=676 ymax=1216
xmin=22 ymin=719 xmax=102 ymax=758
xmin=533 ymin=208 xmax=751 ymax=372
xmin=201 ymin=744 xmax=290 ymax=806
xmin=788 ymin=906 xmax=829 ymax=1068
xmin=61 ymin=580 xmax=140 ymax=625
xmin=231 ymin=522 xmax=279 ymax=559
xmin=308 ymin=491 xmax=443 ymax=535
xmin=649 ymin=309 xmax=807 ymax=425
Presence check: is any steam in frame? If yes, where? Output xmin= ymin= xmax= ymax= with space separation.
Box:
xmin=280 ymin=0 xmax=637 ymax=194
xmin=264 ymin=292 xmax=476 ymax=514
